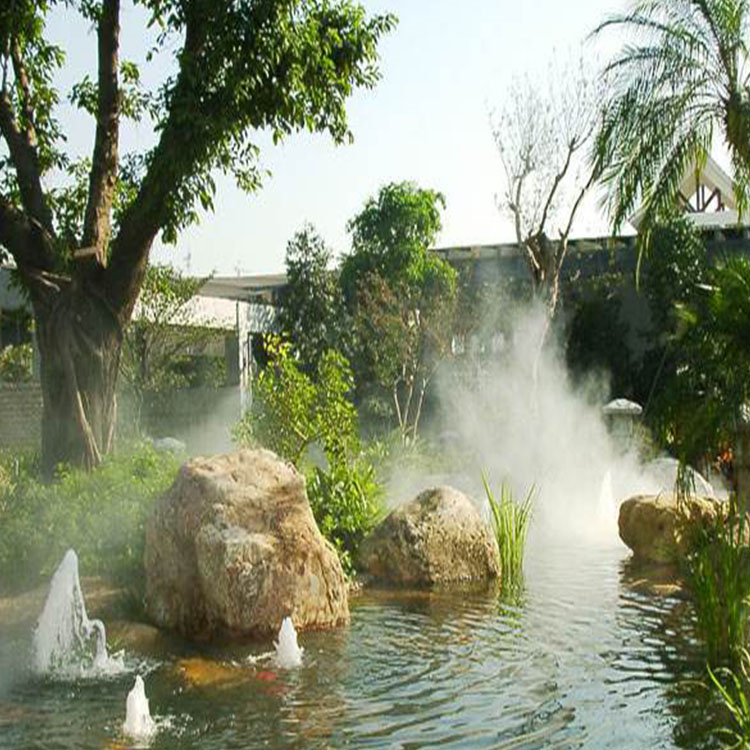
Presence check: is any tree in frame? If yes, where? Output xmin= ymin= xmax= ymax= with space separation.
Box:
xmin=278 ymin=225 xmax=347 ymax=374
xmin=340 ymin=182 xmax=457 ymax=441
xmin=0 ymin=1 xmax=395 ymax=473
xmin=120 ymin=263 xmax=221 ymax=430
xmin=594 ymin=0 xmax=750 ymax=235
xmin=492 ymin=59 xmax=603 ymax=321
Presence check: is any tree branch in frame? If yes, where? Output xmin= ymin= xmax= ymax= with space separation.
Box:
xmin=10 ymin=40 xmax=38 ymax=149
xmin=537 ymin=139 xmax=577 ymax=235
xmin=105 ymin=16 xmax=207 ymax=321
xmin=0 ymin=88 xmax=54 ymax=233
xmin=81 ymin=0 xmax=120 ymax=264
xmin=0 ymin=194 xmax=55 ymax=271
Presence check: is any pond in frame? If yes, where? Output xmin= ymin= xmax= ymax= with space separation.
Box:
xmin=0 ymin=540 xmax=726 ymax=749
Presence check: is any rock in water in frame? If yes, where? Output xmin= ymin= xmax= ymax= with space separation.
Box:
xmin=359 ymin=486 xmax=500 ymax=586
xmin=144 ymin=450 xmax=349 ymax=639
xmin=618 ymin=494 xmax=723 ymax=564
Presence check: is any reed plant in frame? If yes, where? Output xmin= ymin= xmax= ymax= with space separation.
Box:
xmin=708 ymin=649 xmax=750 ymax=749
xmin=482 ymin=474 xmax=535 ymax=591
xmin=685 ymin=496 xmax=750 ymax=667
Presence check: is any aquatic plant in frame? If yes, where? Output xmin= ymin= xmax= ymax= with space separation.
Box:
xmin=482 ymin=475 xmax=535 ymax=592
xmin=708 ymin=648 xmax=750 ymax=749
xmin=685 ymin=497 xmax=750 ymax=666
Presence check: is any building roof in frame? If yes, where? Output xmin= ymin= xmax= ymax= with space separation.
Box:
xmin=200 ymin=274 xmax=287 ymax=303
xmin=630 ymin=153 xmax=740 ymax=230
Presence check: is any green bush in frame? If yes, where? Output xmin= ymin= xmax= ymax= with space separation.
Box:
xmin=307 ymin=458 xmax=382 ymax=574
xmin=235 ymin=339 xmax=381 ymax=574
xmin=0 ymin=343 xmax=33 ymax=382
xmin=0 ymin=443 xmax=180 ymax=595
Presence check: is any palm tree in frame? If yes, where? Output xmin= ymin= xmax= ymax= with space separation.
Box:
xmin=594 ymin=0 xmax=750 ymax=234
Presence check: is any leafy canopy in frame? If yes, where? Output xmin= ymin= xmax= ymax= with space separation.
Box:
xmin=278 ymin=225 xmax=348 ymax=374
xmin=594 ymin=0 xmax=750 ymax=235
xmin=0 ymin=0 xmax=396 ymax=270
xmin=339 ymin=181 xmax=453 ymax=301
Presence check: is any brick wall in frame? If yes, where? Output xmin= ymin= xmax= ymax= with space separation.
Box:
xmin=0 ymin=382 xmax=42 ymax=449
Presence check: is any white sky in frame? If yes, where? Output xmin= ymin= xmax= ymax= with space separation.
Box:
xmin=47 ymin=0 xmax=626 ymax=276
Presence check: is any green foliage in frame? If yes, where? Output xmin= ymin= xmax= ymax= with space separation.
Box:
xmin=340 ymin=181 xmax=452 ymax=304
xmin=1 ymin=1 xmax=396 ymax=249
xmin=647 ymin=255 xmax=750 ymax=463
xmin=482 ymin=475 xmax=534 ymax=596
xmin=307 ymin=457 xmax=381 ymax=574
xmin=340 ymin=182 xmax=458 ymax=440
xmin=0 ymin=443 xmax=180 ymax=595
xmin=235 ymin=339 xmax=381 ymax=570
xmin=708 ymin=649 xmax=750 ymax=749
xmin=0 ymin=342 xmax=33 ymax=382
xmin=278 ymin=225 xmax=349 ymax=374
xmin=685 ymin=500 xmax=750 ymax=666
xmin=236 ymin=338 xmax=357 ymax=465
xmin=595 ymin=0 xmax=750 ymax=236
xmin=643 ymin=215 xmax=708 ymax=331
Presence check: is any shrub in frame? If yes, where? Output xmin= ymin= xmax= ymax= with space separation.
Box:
xmin=483 ymin=475 xmax=534 ymax=595
xmin=235 ymin=339 xmax=381 ymax=573
xmin=0 ymin=443 xmax=180 ymax=595
xmin=685 ymin=498 xmax=750 ymax=666
xmin=307 ymin=458 xmax=382 ymax=574
xmin=0 ymin=343 xmax=33 ymax=382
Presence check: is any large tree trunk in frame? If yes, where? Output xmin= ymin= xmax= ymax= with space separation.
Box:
xmin=34 ymin=281 xmax=123 ymax=475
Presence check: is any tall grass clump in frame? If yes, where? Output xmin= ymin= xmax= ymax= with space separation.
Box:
xmin=685 ymin=497 xmax=750 ymax=666
xmin=482 ymin=474 xmax=535 ymax=591
xmin=708 ymin=649 xmax=750 ymax=749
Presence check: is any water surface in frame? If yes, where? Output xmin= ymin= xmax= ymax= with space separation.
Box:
xmin=0 ymin=541 xmax=726 ymax=749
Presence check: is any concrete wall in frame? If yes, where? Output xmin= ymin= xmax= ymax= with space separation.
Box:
xmin=0 ymin=383 xmax=242 ymax=455
xmin=0 ymin=382 xmax=42 ymax=449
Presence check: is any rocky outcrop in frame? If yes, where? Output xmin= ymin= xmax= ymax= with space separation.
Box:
xmin=144 ymin=450 xmax=349 ymax=639
xmin=618 ymin=493 xmax=723 ymax=564
xmin=359 ymin=486 xmax=500 ymax=586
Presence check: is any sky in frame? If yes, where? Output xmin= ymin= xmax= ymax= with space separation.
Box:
xmin=47 ymin=0 xmax=625 ymax=277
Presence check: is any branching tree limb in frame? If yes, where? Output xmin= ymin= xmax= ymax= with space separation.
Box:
xmin=82 ymin=0 xmax=120 ymax=263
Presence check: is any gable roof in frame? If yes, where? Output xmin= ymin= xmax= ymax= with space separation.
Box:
xmin=630 ymin=153 xmax=740 ymax=230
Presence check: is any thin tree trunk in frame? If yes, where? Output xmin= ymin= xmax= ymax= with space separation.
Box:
xmin=34 ymin=283 xmax=123 ymax=475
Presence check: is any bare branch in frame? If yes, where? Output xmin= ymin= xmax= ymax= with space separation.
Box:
xmin=537 ymin=139 xmax=577 ymax=236
xmin=81 ymin=0 xmax=120 ymax=264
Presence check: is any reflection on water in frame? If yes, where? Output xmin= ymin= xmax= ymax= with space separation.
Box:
xmin=0 ymin=542 xmax=729 ymax=749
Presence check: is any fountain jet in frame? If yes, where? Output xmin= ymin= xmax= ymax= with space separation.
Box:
xmin=274 ymin=617 xmax=303 ymax=668
xmin=32 ymin=549 xmax=121 ymax=675
xmin=123 ymin=674 xmax=156 ymax=739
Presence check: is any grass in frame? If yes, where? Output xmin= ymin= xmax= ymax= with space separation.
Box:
xmin=708 ymin=649 xmax=750 ymax=749
xmin=482 ymin=474 xmax=535 ymax=594
xmin=684 ymin=496 xmax=750 ymax=667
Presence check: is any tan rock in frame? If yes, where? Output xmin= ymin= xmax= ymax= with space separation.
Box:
xmin=618 ymin=493 xmax=723 ymax=564
xmin=359 ymin=486 xmax=500 ymax=586
xmin=144 ymin=450 xmax=349 ymax=640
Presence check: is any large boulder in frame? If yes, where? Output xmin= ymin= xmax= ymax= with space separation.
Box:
xmin=359 ymin=486 xmax=500 ymax=586
xmin=618 ymin=493 xmax=723 ymax=564
xmin=144 ymin=450 xmax=349 ymax=639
